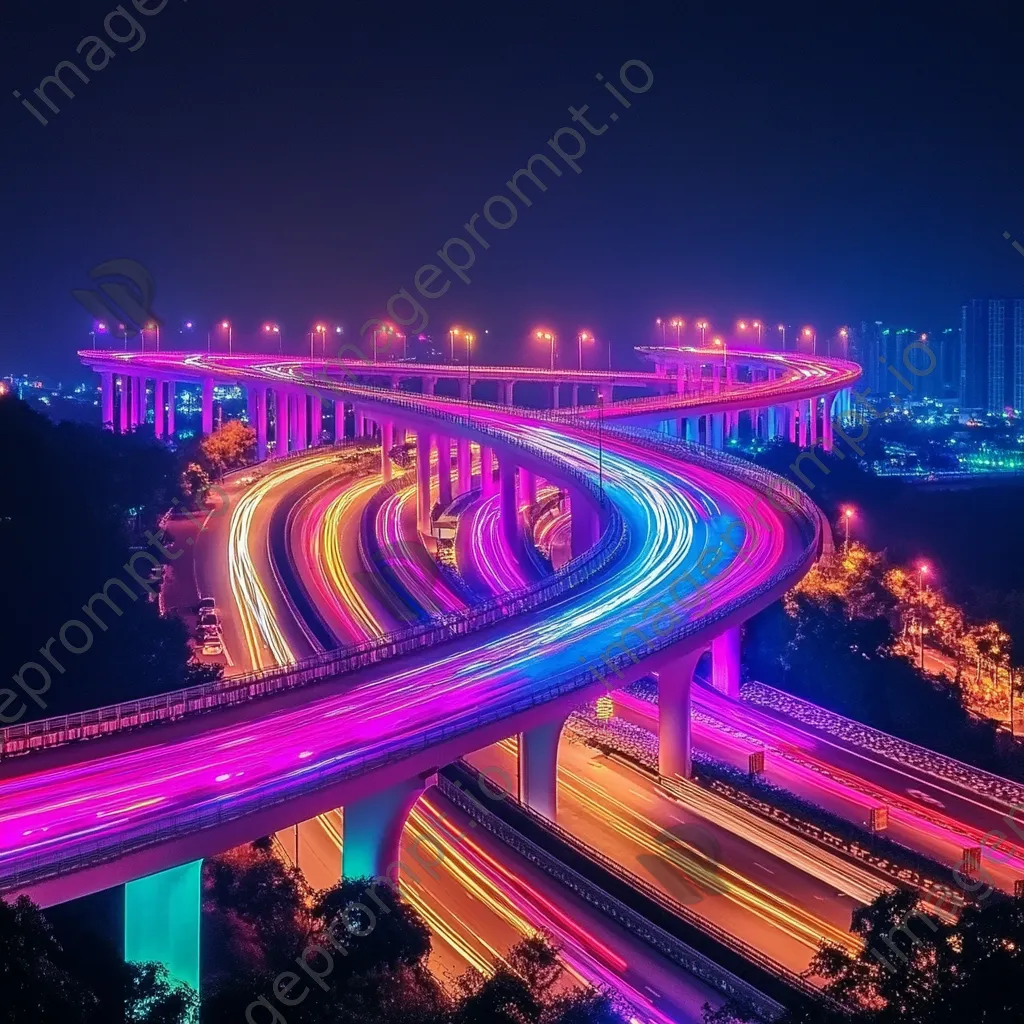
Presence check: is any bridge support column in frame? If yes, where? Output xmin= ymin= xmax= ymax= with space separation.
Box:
xmin=787 ymin=403 xmax=797 ymax=443
xmin=710 ymin=412 xmax=724 ymax=449
xmin=201 ymin=377 xmax=214 ymax=436
xmin=551 ymin=384 xmax=560 ymax=409
xmin=125 ymin=859 xmax=201 ymax=996
xmin=416 ymin=430 xmax=431 ymax=533
xmin=569 ymin=489 xmax=599 ymax=557
xmin=295 ymin=393 xmax=308 ymax=451
xmin=246 ymin=386 xmax=257 ymax=435
xmin=334 ymin=400 xmax=346 ymax=442
xmin=518 ymin=719 xmax=562 ymax=820
xmin=809 ymin=397 xmax=819 ymax=446
xmin=571 ymin=383 xmax=579 ymax=407
xmin=766 ymin=405 xmax=776 ymax=439
xmin=153 ymin=381 xmax=164 ymax=438
xmin=519 ymin=468 xmax=537 ymax=507
xmin=117 ymin=376 xmax=128 ymax=431
xmin=311 ymin=397 xmax=322 ymax=445
xmin=657 ymin=648 xmax=703 ymax=779
xmin=437 ymin=436 xmax=452 ymax=508
xmin=598 ymin=384 xmax=613 ymax=403
xmin=685 ymin=417 xmax=698 ymax=442
xmin=822 ymin=393 xmax=835 ymax=452
xmin=166 ymin=382 xmax=176 ymax=439
xmin=381 ymin=420 xmax=394 ymax=482
xmin=101 ymin=371 xmax=114 ymax=429
xmin=423 ymin=376 xmax=437 ymax=396
xmin=500 ymin=459 xmax=520 ymax=549
xmin=133 ymin=376 xmax=145 ymax=428
xmin=456 ymin=438 xmax=472 ymax=494
xmin=711 ymin=626 xmax=741 ymax=699
xmin=480 ymin=446 xmax=495 ymax=495
xmin=342 ymin=775 xmax=432 ymax=883
xmin=256 ymin=387 xmax=267 ymax=461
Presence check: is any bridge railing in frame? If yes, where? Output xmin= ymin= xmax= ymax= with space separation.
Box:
xmin=0 ymin=434 xmax=822 ymax=891
xmin=0 ymin=414 xmax=628 ymax=759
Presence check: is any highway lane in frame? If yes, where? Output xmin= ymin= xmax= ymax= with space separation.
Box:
xmin=0 ymin=366 xmax=814 ymax=905
xmin=368 ymin=477 xmax=857 ymax=975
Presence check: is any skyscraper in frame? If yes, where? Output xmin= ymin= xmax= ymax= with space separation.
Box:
xmin=960 ymin=299 xmax=1024 ymax=416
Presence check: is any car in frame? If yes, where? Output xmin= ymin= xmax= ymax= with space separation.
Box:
xmin=906 ymin=788 xmax=945 ymax=810
xmin=201 ymin=636 xmax=224 ymax=656
xmin=197 ymin=610 xmax=219 ymax=628
xmin=197 ymin=596 xmax=217 ymax=615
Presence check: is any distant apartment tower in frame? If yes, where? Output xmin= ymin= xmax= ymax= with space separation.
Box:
xmin=959 ymin=299 xmax=1024 ymax=415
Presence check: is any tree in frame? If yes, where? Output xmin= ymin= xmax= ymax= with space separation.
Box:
xmin=180 ymin=461 xmax=211 ymax=504
xmin=200 ymin=419 xmax=256 ymax=477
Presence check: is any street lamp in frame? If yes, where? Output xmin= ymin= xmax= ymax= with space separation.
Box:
xmin=311 ymin=323 xmax=326 ymax=361
xmin=655 ymin=318 xmax=666 ymax=344
xmin=144 ymin=321 xmax=160 ymax=352
xmin=777 ymin=324 xmax=787 ymax=350
xmin=120 ymin=323 xmax=128 ymax=351
xmin=221 ymin=320 xmax=232 ymax=355
xmin=89 ymin=321 xmax=107 ymax=348
xmin=917 ymin=562 xmax=930 ymax=670
xmin=464 ymin=331 xmax=474 ymax=418
xmin=696 ymin=320 xmax=709 ymax=346
xmin=263 ymin=322 xmax=282 ymax=353
xmin=712 ymin=336 xmax=727 ymax=366
xmin=802 ymin=326 xmax=816 ymax=355
xmin=842 ymin=505 xmax=855 ymax=553
xmin=839 ymin=327 xmax=849 ymax=358
xmin=577 ymin=330 xmax=593 ymax=370
xmin=535 ymin=329 xmax=555 ymax=371
xmin=752 ymin=320 xmax=763 ymax=345
xmin=670 ymin=318 xmax=684 ymax=346
xmin=448 ymin=326 xmax=462 ymax=362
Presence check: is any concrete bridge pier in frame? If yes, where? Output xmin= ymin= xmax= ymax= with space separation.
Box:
xmin=334 ymin=400 xmax=345 ymax=442
xmin=710 ymin=412 xmax=725 ymax=449
xmin=519 ymin=468 xmax=537 ymax=507
xmin=342 ymin=774 xmax=434 ymax=883
xmin=456 ymin=438 xmax=472 ymax=494
xmin=201 ymin=377 xmax=214 ymax=435
xmin=125 ymin=859 xmax=202 ymax=997
xmin=711 ymin=626 xmax=741 ymax=699
xmin=518 ymin=719 xmax=564 ymax=820
xmin=500 ymin=459 xmax=520 ymax=549
xmin=480 ymin=445 xmax=496 ymax=495
xmin=657 ymin=648 xmax=703 ymax=779
xmin=437 ymin=436 xmax=453 ymax=507
xmin=311 ymin=396 xmax=322 ymax=444
xmin=416 ymin=430 xmax=432 ymax=533
xmin=381 ymin=420 xmax=394 ymax=482
xmin=569 ymin=488 xmax=599 ymax=557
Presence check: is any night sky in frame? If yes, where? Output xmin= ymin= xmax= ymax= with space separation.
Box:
xmin=3 ymin=1 xmax=1022 ymax=377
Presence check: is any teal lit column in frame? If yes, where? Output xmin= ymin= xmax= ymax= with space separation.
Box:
xmin=125 ymin=859 xmax=202 ymax=995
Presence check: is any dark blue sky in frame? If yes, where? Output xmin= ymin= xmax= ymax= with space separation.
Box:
xmin=3 ymin=1 xmax=1022 ymax=377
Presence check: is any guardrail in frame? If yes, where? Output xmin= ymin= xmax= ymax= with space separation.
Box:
xmin=0 ymin=429 xmax=823 ymax=892
xmin=0 ymin=434 xmax=627 ymax=760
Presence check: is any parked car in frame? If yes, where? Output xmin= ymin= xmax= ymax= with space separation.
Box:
xmin=201 ymin=635 xmax=224 ymax=656
xmin=198 ymin=596 xmax=217 ymax=615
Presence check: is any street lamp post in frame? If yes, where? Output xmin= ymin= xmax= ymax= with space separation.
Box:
xmin=577 ymin=330 xmax=592 ymax=370
xmin=464 ymin=331 xmax=474 ymax=419
xmin=917 ymin=562 xmax=930 ymax=671
xmin=802 ymin=326 xmax=816 ymax=355
xmin=670 ymin=318 xmax=684 ymax=346
xmin=264 ymin=323 xmax=281 ymax=353
xmin=777 ymin=324 xmax=787 ymax=350
xmin=839 ymin=327 xmax=849 ymax=358
xmin=535 ymin=330 xmax=555 ymax=371
xmin=597 ymin=392 xmax=605 ymax=505
xmin=145 ymin=322 xmax=160 ymax=352
xmin=221 ymin=320 xmax=232 ymax=355
xmin=656 ymin=318 xmax=665 ymax=344
xmin=842 ymin=506 xmax=854 ymax=553
xmin=753 ymin=320 xmax=763 ymax=345
xmin=712 ymin=336 xmax=727 ymax=367
xmin=448 ymin=326 xmax=461 ymax=362
xmin=120 ymin=323 xmax=128 ymax=352
xmin=697 ymin=320 xmax=709 ymax=346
